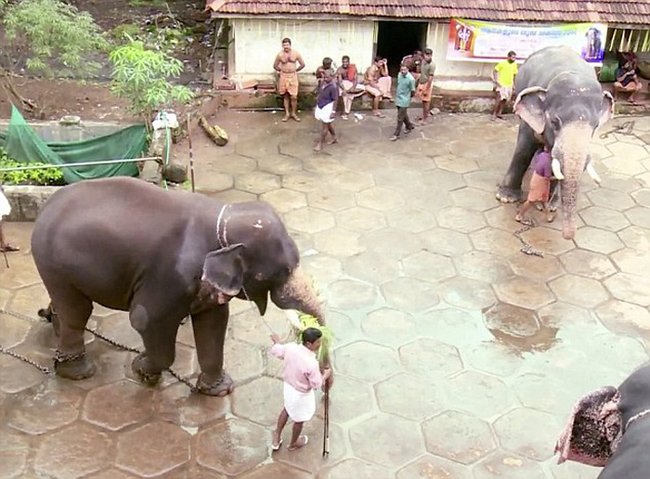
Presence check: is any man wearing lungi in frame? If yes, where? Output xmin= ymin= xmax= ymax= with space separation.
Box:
xmin=416 ymin=48 xmax=436 ymax=124
xmin=270 ymin=328 xmax=332 ymax=451
xmin=335 ymin=55 xmax=364 ymax=120
xmin=0 ymin=184 xmax=19 ymax=253
xmin=492 ymin=50 xmax=518 ymax=120
xmin=364 ymin=57 xmax=393 ymax=117
xmin=273 ymin=38 xmax=305 ymax=122
xmin=313 ymin=70 xmax=339 ymax=152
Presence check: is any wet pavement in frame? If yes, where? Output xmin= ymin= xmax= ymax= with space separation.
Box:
xmin=2 ymin=109 xmax=650 ymax=478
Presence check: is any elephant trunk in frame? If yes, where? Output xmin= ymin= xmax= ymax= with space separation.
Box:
xmin=552 ymin=122 xmax=592 ymax=241
xmin=270 ymin=267 xmax=325 ymax=325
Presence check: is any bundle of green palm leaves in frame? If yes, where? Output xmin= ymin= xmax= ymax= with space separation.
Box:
xmin=285 ymin=310 xmax=333 ymax=363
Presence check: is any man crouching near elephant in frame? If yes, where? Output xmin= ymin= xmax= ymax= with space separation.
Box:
xmin=270 ymin=327 xmax=332 ymax=451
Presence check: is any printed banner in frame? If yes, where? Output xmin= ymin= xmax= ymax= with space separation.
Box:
xmin=448 ymin=18 xmax=608 ymax=64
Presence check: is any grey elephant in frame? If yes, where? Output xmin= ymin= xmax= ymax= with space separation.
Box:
xmin=496 ymin=46 xmax=613 ymax=240
xmin=555 ymin=363 xmax=650 ymax=478
xmin=31 ymin=177 xmax=325 ymax=396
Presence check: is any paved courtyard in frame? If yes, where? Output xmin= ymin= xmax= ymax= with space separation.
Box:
xmin=2 ymin=109 xmax=650 ymax=479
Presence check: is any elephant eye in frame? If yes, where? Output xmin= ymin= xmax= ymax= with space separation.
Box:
xmin=551 ymin=117 xmax=562 ymax=130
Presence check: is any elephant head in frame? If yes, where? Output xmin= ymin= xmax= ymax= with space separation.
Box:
xmin=199 ymin=202 xmax=325 ymax=325
xmin=514 ymin=75 xmax=613 ymax=240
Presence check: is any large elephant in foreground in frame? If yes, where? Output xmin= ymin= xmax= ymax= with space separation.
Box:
xmin=555 ymin=363 xmax=650 ymax=478
xmin=31 ymin=177 xmax=325 ymax=396
xmin=496 ymin=46 xmax=613 ymax=240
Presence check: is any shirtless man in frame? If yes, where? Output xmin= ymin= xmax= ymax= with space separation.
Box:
xmin=273 ymin=38 xmax=305 ymax=122
xmin=364 ymin=57 xmax=392 ymax=118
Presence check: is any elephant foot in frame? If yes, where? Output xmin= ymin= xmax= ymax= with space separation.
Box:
xmin=54 ymin=351 xmax=96 ymax=380
xmin=196 ymin=372 xmax=235 ymax=396
xmin=131 ymin=353 xmax=162 ymax=386
xmin=496 ymin=185 xmax=522 ymax=204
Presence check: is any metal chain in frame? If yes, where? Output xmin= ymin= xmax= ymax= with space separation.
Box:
xmin=599 ymin=120 xmax=640 ymax=141
xmin=513 ymin=223 xmax=545 ymax=257
xmin=0 ymin=308 xmax=198 ymax=392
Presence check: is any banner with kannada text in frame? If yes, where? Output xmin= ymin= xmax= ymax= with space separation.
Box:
xmin=447 ymin=18 xmax=608 ymax=65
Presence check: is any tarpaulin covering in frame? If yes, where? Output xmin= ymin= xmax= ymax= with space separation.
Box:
xmin=0 ymin=105 xmax=147 ymax=183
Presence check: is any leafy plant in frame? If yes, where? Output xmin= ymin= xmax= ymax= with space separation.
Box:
xmin=109 ymin=39 xmax=194 ymax=128
xmin=296 ymin=313 xmax=334 ymax=363
xmin=0 ymin=151 xmax=65 ymax=186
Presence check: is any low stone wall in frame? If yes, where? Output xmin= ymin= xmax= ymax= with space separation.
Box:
xmin=3 ymin=185 xmax=59 ymax=222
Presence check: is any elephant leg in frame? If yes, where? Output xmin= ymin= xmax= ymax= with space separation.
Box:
xmin=129 ymin=302 xmax=182 ymax=386
xmin=497 ymin=122 xmax=541 ymax=203
xmin=48 ymin=286 xmax=96 ymax=380
xmin=191 ymin=305 xmax=234 ymax=396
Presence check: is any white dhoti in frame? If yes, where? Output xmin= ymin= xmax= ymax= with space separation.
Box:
xmin=283 ymin=382 xmax=316 ymax=422
xmin=314 ymin=101 xmax=335 ymax=124
xmin=0 ymin=188 xmax=11 ymax=219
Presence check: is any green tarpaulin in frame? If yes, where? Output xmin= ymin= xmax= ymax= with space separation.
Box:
xmin=0 ymin=105 xmax=147 ymax=183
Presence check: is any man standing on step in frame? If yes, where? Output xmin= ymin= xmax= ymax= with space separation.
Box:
xmin=492 ymin=50 xmax=518 ymax=120
xmin=274 ymin=37 xmax=305 ymax=122
xmin=0 ymin=184 xmax=19 ymax=253
xmin=416 ymin=48 xmax=436 ymax=124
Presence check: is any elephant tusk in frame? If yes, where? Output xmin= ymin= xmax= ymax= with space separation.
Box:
xmin=552 ymin=158 xmax=565 ymax=180
xmin=586 ymin=162 xmax=602 ymax=184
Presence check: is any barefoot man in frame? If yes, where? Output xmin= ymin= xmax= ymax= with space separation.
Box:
xmin=273 ymin=38 xmax=305 ymax=122
xmin=492 ymin=51 xmax=518 ymax=120
xmin=313 ymin=70 xmax=339 ymax=151
xmin=270 ymin=328 xmax=332 ymax=451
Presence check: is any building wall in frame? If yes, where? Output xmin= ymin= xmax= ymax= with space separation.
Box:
xmin=231 ymin=19 xmax=375 ymax=83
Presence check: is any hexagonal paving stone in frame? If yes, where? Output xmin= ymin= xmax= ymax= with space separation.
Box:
xmin=7 ymin=283 xmax=50 ymax=317
xmin=224 ymin=338 xmax=264 ymax=382
xmin=385 ymin=206 xmax=437 ymax=233
xmin=239 ymin=463 xmax=311 ymax=479
xmin=422 ymin=410 xmax=496 ymax=465
xmin=618 ymin=226 xmax=650 ymax=252
xmin=234 ymin=172 xmax=281 ymax=194
xmin=559 ymin=249 xmax=616 ymax=280
xmin=625 ymin=206 xmax=650 ymax=229
xmin=453 ymin=250 xmax=515 ymax=283
xmin=356 ymin=186 xmax=405 ymax=211
xmin=603 ymin=156 xmax=647 ymax=177
xmin=513 ymin=373 xmax=584 ymax=415
xmin=213 ymin=154 xmax=257 ymax=174
xmin=482 ymin=302 xmax=558 ymax=353
xmin=8 ymin=385 xmax=83 ymax=435
xmin=257 ymin=154 xmax=302 ymax=175
xmin=388 ymin=152 xmax=437 ymax=172
xmin=375 ymin=372 xmax=447 ymax=421
xmin=507 ymin=252 xmax=564 ymax=282
xmin=373 ymin=167 xmax=424 ymax=189
xmin=579 ymin=206 xmax=631 ymax=232
xmin=211 ymin=189 xmax=257 ymax=203
xmin=586 ymin=187 xmax=635 ymax=210
xmin=284 ymin=207 xmax=335 ymax=234
xmin=334 ymin=341 xmax=400 ymax=384
xmin=0 ymin=429 xmax=29 ymax=478
xmin=349 ymin=413 xmax=425 ymax=469
xmin=611 ymin=248 xmax=650 ymax=276
xmin=399 ymin=338 xmax=463 ymax=378
xmin=401 ymin=250 xmax=456 ymax=283
xmin=301 ymin=254 xmax=343 ymax=287
xmin=230 ymin=376 xmax=283 ymax=426
xmin=0 ymin=287 xmax=11 ymax=308
xmin=484 ymin=206 xmax=525 ymax=233
xmin=230 ymin=307 xmax=294 ymax=348
xmin=397 ymin=454 xmax=472 ymax=479
xmin=446 ymin=371 xmax=517 ymax=419
xmin=494 ymin=276 xmax=556 ymax=310
xmin=157 ymin=382 xmax=229 ymax=428
xmin=450 ymin=187 xmax=498 ymax=212
xmin=520 ymin=226 xmax=576 ymax=255
xmin=259 ymin=189 xmax=307 ymax=213
xmin=493 ymin=408 xmax=562 ymax=461
xmin=328 ymin=374 xmax=376 ymax=424
xmin=438 ymin=276 xmax=497 ymax=310
xmin=282 ymin=171 xmax=324 ymax=193
xmin=606 ymin=140 xmax=650 ymax=162
xmin=473 ymin=452 xmax=546 ymax=479
xmin=314 ymin=228 xmax=364 ymax=257
xmin=549 ymin=274 xmax=609 ymax=309
xmin=335 ymin=206 xmax=386 ymax=232
xmin=96 ymin=312 xmax=143 ymax=350
xmin=574 ymin=226 xmax=625 ymax=254
xmin=421 ymin=167 xmax=467 ymax=191
xmin=116 ymin=421 xmax=190 ymax=477
xmin=464 ymin=169 xmax=501 ymax=192
xmin=470 ymin=227 xmax=523 ymax=257
xmin=35 ymin=423 xmax=112 ymax=479
xmin=307 ymin=188 xmax=357 ymax=212
xmin=0 ymin=353 xmax=47 ymax=394
xmin=0 ymin=252 xmax=43 ymax=289
xmin=0 ymin=312 xmax=32 ymax=349
xmin=419 ymin=227 xmax=473 ymax=257
xmin=195 ymin=172 xmax=234 ymax=194
xmin=596 ymin=300 xmax=650 ymax=339
xmin=323 ymin=459 xmax=392 ymax=479
xmin=537 ymin=301 xmax=596 ymax=330
xmin=361 ymin=308 xmax=417 ymax=347
xmin=360 ymin=227 xmax=424 ymax=262
xmin=405 ymin=186 xmax=454 ymax=212
xmin=435 ymin=155 xmax=479 ymax=174
xmin=82 ymin=380 xmax=154 ymax=431
xmin=329 ymin=170 xmax=375 ymax=192
xmin=326 ymin=279 xmax=380 ymax=310
xmin=436 ymin=206 xmax=486 ymax=233
xmin=382 ymin=277 xmax=440 ymax=313
xmin=196 ymin=418 xmax=269 ymax=476
xmin=631 ymin=188 xmax=650 ymax=207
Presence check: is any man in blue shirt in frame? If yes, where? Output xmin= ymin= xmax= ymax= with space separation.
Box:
xmin=390 ymin=63 xmax=416 ymax=141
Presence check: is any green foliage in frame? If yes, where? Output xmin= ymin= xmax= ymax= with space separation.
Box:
xmin=296 ymin=313 xmax=334 ymax=363
xmin=0 ymin=150 xmax=65 ymax=186
xmin=110 ymin=24 xmax=141 ymax=43
xmin=109 ymin=40 xmax=194 ymax=125
xmin=3 ymin=0 xmax=108 ymax=78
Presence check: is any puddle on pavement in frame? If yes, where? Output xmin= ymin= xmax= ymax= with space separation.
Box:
xmin=482 ymin=302 xmax=559 ymax=353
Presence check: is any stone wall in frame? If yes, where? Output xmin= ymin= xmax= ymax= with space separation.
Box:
xmin=3 ymin=185 xmax=59 ymax=222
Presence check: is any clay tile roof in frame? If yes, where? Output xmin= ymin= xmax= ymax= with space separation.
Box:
xmin=206 ymin=0 xmax=650 ymax=25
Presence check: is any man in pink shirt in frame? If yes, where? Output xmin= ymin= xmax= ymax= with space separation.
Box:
xmin=270 ymin=327 xmax=332 ymax=451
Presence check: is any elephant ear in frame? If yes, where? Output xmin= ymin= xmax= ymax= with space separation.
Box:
xmin=201 ymin=244 xmax=245 ymax=296
xmin=555 ymin=386 xmax=622 ymax=467
xmin=513 ymin=86 xmax=547 ymax=134
xmin=598 ymin=91 xmax=614 ymax=128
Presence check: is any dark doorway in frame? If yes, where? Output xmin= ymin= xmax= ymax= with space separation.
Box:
xmin=375 ymin=21 xmax=428 ymax=76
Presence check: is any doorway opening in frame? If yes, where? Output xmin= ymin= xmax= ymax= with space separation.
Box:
xmin=375 ymin=21 xmax=428 ymax=77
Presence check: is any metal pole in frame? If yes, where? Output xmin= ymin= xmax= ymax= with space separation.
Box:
xmin=187 ymin=114 xmax=196 ymax=193
xmin=0 ymin=157 xmax=161 ymax=172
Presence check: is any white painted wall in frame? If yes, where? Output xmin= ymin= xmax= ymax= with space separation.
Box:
xmin=231 ymin=19 xmax=376 ymax=83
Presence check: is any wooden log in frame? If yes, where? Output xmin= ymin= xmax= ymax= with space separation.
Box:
xmin=197 ymin=114 xmax=228 ymax=146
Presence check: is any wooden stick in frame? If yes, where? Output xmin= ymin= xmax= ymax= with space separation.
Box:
xmin=322 ymin=383 xmax=330 ymax=457
xmin=187 ymin=114 xmax=196 ymax=193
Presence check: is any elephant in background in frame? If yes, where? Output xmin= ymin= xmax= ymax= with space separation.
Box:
xmin=496 ymin=46 xmax=613 ymax=240
xmin=556 ymin=362 xmax=650 ymax=478
xmin=31 ymin=177 xmax=326 ymax=396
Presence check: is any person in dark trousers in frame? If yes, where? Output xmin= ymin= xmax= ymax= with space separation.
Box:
xmin=390 ymin=63 xmax=416 ymax=141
